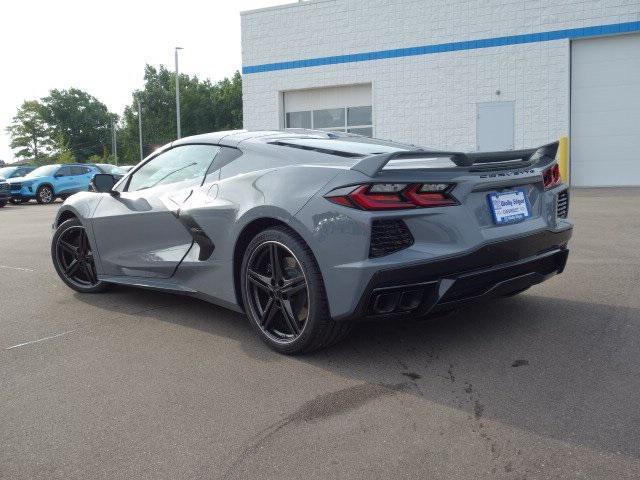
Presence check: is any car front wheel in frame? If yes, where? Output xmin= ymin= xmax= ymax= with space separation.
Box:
xmin=240 ymin=226 xmax=352 ymax=354
xmin=51 ymin=218 xmax=107 ymax=293
xmin=36 ymin=185 xmax=54 ymax=204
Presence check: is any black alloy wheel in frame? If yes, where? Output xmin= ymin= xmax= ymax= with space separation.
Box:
xmin=245 ymin=241 xmax=309 ymax=342
xmin=52 ymin=218 xmax=106 ymax=293
xmin=241 ymin=227 xmax=352 ymax=354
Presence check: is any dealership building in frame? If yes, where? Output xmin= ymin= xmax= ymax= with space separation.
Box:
xmin=240 ymin=0 xmax=640 ymax=186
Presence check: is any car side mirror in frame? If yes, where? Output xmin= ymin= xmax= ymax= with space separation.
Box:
xmin=91 ymin=174 xmax=119 ymax=196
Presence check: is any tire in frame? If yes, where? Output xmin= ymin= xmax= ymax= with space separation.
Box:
xmin=0 ymin=200 xmax=6 ymax=208
xmin=36 ymin=185 xmax=55 ymax=204
xmin=51 ymin=218 xmax=107 ymax=293
xmin=240 ymin=226 xmax=352 ymax=354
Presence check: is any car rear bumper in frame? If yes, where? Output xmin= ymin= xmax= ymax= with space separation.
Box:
xmin=334 ymin=227 xmax=572 ymax=321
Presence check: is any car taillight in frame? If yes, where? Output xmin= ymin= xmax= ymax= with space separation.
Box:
xmin=325 ymin=183 xmax=457 ymax=210
xmin=543 ymin=164 xmax=562 ymax=190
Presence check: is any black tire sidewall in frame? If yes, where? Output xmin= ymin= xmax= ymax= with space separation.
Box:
xmin=240 ymin=227 xmax=329 ymax=354
xmin=51 ymin=218 xmax=106 ymax=293
xmin=37 ymin=185 xmax=54 ymax=204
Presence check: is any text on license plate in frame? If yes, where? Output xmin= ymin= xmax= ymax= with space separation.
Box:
xmin=487 ymin=189 xmax=531 ymax=225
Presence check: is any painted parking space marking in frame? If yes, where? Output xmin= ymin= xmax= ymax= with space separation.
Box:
xmin=5 ymin=330 xmax=75 ymax=350
xmin=0 ymin=265 xmax=35 ymax=272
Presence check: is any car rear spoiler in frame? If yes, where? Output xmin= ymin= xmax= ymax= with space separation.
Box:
xmin=351 ymin=141 xmax=559 ymax=177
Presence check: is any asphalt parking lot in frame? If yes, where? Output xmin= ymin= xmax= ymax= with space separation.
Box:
xmin=1 ymin=190 xmax=639 ymax=479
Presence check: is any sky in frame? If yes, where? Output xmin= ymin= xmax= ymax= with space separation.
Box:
xmin=0 ymin=0 xmax=289 ymax=163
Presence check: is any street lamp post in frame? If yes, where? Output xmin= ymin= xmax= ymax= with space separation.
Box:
xmin=137 ymin=99 xmax=144 ymax=162
xmin=175 ymin=46 xmax=183 ymax=139
xmin=111 ymin=118 xmax=118 ymax=166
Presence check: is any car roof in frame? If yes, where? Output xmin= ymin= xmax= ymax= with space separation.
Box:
xmin=171 ymin=129 xmax=415 ymax=152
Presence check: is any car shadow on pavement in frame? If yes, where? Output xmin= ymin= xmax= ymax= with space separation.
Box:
xmin=74 ymin=287 xmax=640 ymax=459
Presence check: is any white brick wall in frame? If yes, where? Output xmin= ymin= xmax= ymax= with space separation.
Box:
xmin=241 ymin=0 xmax=640 ymax=150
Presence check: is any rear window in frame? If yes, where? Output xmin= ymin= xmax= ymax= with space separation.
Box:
xmin=269 ymin=136 xmax=415 ymax=158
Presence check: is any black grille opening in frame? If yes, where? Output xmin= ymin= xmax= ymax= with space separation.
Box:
xmin=369 ymin=219 xmax=414 ymax=258
xmin=10 ymin=183 xmax=22 ymax=191
xmin=556 ymin=190 xmax=569 ymax=219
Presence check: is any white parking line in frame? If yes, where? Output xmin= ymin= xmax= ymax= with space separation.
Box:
xmin=5 ymin=330 xmax=76 ymax=350
xmin=0 ymin=265 xmax=35 ymax=272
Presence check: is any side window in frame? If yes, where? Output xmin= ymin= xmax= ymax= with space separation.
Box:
xmin=127 ymin=144 xmax=220 ymax=192
xmin=56 ymin=166 xmax=72 ymax=177
xmin=70 ymin=166 xmax=86 ymax=175
xmin=204 ymin=147 xmax=242 ymax=182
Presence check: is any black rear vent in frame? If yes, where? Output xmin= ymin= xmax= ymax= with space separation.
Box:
xmin=556 ymin=190 xmax=569 ymax=219
xmin=370 ymin=219 xmax=414 ymax=258
xmin=269 ymin=141 xmax=365 ymax=158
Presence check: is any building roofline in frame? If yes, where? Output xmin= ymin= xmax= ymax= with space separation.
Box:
xmin=241 ymin=0 xmax=336 ymax=17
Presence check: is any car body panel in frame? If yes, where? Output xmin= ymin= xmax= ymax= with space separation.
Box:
xmin=0 ymin=177 xmax=9 ymax=204
xmin=54 ymin=130 xmax=573 ymax=320
xmin=90 ymin=178 xmax=200 ymax=278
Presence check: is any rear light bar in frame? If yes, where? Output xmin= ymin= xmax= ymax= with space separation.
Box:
xmin=325 ymin=183 xmax=457 ymax=210
xmin=543 ymin=164 xmax=562 ymax=190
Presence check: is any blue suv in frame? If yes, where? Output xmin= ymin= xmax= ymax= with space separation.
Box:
xmin=9 ymin=164 xmax=99 ymax=204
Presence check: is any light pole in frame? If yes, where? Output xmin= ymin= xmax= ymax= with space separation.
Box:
xmin=175 ymin=46 xmax=183 ymax=139
xmin=137 ymin=98 xmax=144 ymax=162
xmin=111 ymin=118 xmax=118 ymax=166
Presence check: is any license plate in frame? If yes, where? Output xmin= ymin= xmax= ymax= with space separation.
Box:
xmin=488 ymin=189 xmax=531 ymax=225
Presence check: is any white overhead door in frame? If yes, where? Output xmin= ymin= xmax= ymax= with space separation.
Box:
xmin=283 ymin=84 xmax=373 ymax=137
xmin=571 ymin=34 xmax=640 ymax=186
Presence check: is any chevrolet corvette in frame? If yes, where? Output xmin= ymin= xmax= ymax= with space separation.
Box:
xmin=51 ymin=130 xmax=572 ymax=353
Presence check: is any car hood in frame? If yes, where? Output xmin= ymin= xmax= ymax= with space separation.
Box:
xmin=7 ymin=175 xmax=38 ymax=184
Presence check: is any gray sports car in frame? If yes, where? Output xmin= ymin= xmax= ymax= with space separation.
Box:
xmin=51 ymin=130 xmax=572 ymax=353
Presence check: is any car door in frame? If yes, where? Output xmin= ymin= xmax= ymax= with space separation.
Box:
xmin=71 ymin=165 xmax=95 ymax=192
xmin=53 ymin=166 xmax=73 ymax=194
xmin=90 ymin=144 xmax=221 ymax=278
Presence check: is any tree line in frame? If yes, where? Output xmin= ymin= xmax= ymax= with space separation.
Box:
xmin=6 ymin=65 xmax=242 ymax=166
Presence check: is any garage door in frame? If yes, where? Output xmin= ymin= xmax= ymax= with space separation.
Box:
xmin=283 ymin=84 xmax=373 ymax=137
xmin=571 ymin=34 xmax=640 ymax=186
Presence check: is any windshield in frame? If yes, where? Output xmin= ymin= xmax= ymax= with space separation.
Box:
xmin=0 ymin=167 xmax=18 ymax=178
xmin=96 ymin=164 xmax=126 ymax=175
xmin=25 ymin=165 xmax=59 ymax=178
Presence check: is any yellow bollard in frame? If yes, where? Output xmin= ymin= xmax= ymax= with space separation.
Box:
xmin=557 ymin=136 xmax=569 ymax=184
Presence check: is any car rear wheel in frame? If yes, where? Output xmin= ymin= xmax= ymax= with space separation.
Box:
xmin=241 ymin=227 xmax=352 ymax=354
xmin=51 ymin=218 xmax=107 ymax=293
xmin=36 ymin=185 xmax=54 ymax=204
xmin=0 ymin=200 xmax=6 ymax=208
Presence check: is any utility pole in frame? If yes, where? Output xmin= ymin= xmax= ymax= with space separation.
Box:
xmin=175 ymin=46 xmax=184 ymax=139
xmin=137 ymin=99 xmax=144 ymax=162
xmin=111 ymin=118 xmax=118 ymax=166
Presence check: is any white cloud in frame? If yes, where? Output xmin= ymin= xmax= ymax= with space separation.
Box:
xmin=0 ymin=0 xmax=288 ymax=162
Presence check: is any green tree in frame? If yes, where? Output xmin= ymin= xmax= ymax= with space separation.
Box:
xmin=119 ymin=65 xmax=243 ymax=163
xmin=41 ymin=88 xmax=114 ymax=161
xmin=6 ymin=100 xmax=53 ymax=162
xmin=53 ymin=135 xmax=76 ymax=164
